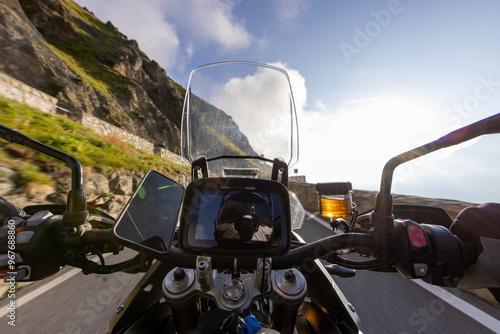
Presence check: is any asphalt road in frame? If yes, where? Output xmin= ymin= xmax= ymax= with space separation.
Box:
xmin=296 ymin=212 xmax=500 ymax=334
xmin=1 ymin=213 xmax=500 ymax=333
xmin=1 ymin=250 xmax=143 ymax=334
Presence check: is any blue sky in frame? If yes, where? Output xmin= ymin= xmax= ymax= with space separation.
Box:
xmin=76 ymin=0 xmax=500 ymax=203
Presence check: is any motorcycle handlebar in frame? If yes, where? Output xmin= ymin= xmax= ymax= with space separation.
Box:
xmin=80 ymin=229 xmax=114 ymax=247
xmin=157 ymin=233 xmax=376 ymax=270
xmin=273 ymin=233 xmax=375 ymax=269
xmin=8 ymin=212 xmax=478 ymax=284
xmin=155 ymin=224 xmax=478 ymax=289
xmin=7 ymin=206 xmax=476 ymax=283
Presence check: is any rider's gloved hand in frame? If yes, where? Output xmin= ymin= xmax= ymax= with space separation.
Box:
xmin=0 ymin=197 xmax=28 ymax=226
xmin=450 ymin=203 xmax=500 ymax=295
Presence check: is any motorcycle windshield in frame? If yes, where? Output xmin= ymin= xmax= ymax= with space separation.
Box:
xmin=181 ymin=62 xmax=299 ymax=178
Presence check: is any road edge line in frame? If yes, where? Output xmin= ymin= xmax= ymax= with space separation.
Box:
xmin=0 ymin=267 xmax=81 ymax=318
xmin=412 ymin=280 xmax=500 ymax=334
xmin=304 ymin=211 xmax=332 ymax=230
xmin=306 ymin=209 xmax=500 ymax=333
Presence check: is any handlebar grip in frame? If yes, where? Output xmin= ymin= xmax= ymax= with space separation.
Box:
xmin=458 ymin=239 xmax=479 ymax=268
xmin=407 ymin=223 xmax=479 ymax=287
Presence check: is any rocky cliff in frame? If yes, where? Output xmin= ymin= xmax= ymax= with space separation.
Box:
xmin=0 ymin=0 xmax=183 ymax=152
xmin=0 ymin=0 xmax=261 ymax=215
xmin=186 ymin=93 xmax=257 ymax=160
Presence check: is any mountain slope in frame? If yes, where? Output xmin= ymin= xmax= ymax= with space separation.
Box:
xmin=0 ymin=0 xmax=182 ymax=152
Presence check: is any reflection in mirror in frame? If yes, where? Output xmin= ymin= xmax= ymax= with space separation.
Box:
xmin=113 ymin=170 xmax=184 ymax=254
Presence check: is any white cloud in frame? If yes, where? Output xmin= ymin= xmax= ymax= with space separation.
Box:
xmin=268 ymin=62 xmax=307 ymax=113
xmin=164 ymin=0 xmax=254 ymax=51
xmin=75 ymin=0 xmax=256 ymax=72
xmin=76 ymin=0 xmax=180 ymax=71
xmin=293 ymin=92 xmax=448 ymax=191
xmin=281 ymin=72 xmax=498 ymax=201
xmin=273 ymin=0 xmax=311 ymax=26
xmin=185 ymin=40 xmax=194 ymax=59
xmin=314 ymin=100 xmax=328 ymax=112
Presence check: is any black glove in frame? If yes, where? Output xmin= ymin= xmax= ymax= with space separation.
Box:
xmin=0 ymin=197 xmax=28 ymax=226
xmin=450 ymin=203 xmax=500 ymax=300
xmin=450 ymin=202 xmax=500 ymax=251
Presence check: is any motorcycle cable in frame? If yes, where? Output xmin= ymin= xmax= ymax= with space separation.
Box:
xmin=290 ymin=240 xmax=307 ymax=248
xmin=94 ymin=248 xmax=106 ymax=269
xmin=332 ymin=255 xmax=394 ymax=270
xmin=259 ymin=258 xmax=278 ymax=331
xmin=348 ymin=207 xmax=359 ymax=230
xmin=258 ymin=257 xmax=271 ymax=331
xmin=65 ymin=252 xmax=144 ymax=275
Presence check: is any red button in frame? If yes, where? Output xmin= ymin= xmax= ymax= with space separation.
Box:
xmin=407 ymin=224 xmax=427 ymax=248
xmin=0 ymin=269 xmax=10 ymax=279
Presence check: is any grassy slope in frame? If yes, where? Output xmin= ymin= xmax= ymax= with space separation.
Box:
xmin=0 ymin=0 xmax=191 ymax=186
xmin=48 ymin=0 xmax=134 ymax=97
xmin=0 ymin=96 xmax=189 ymax=186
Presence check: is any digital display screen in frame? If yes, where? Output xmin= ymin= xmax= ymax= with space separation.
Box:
xmin=113 ymin=171 xmax=184 ymax=254
xmin=179 ymin=178 xmax=290 ymax=257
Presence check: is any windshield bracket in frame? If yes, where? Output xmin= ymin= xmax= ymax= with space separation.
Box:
xmin=192 ymin=157 xmax=209 ymax=180
xmin=271 ymin=158 xmax=288 ymax=187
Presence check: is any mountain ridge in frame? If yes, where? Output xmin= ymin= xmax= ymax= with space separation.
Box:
xmin=1 ymin=0 xmax=183 ymax=152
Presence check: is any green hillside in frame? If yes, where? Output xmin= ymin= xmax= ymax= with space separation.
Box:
xmin=0 ymin=96 xmax=189 ymax=188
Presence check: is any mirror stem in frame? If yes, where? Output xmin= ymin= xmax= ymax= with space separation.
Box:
xmin=372 ymin=112 xmax=500 ymax=259
xmin=0 ymin=125 xmax=88 ymax=226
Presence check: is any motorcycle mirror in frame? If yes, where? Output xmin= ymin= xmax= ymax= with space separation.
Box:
xmin=379 ymin=112 xmax=500 ymax=198
xmin=0 ymin=124 xmax=88 ymax=226
xmin=372 ymin=112 xmax=500 ymax=259
xmin=112 ymin=170 xmax=185 ymax=255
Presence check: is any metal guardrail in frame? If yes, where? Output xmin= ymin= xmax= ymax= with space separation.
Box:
xmin=55 ymin=106 xmax=75 ymax=115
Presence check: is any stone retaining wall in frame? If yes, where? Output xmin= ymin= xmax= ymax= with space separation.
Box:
xmin=81 ymin=115 xmax=186 ymax=165
xmin=0 ymin=72 xmax=57 ymax=114
xmin=1 ymin=72 xmax=186 ymax=166
xmin=157 ymin=147 xmax=185 ymax=166
xmin=82 ymin=114 xmax=155 ymax=153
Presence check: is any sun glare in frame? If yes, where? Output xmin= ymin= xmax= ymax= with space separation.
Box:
xmin=297 ymin=95 xmax=445 ymax=189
